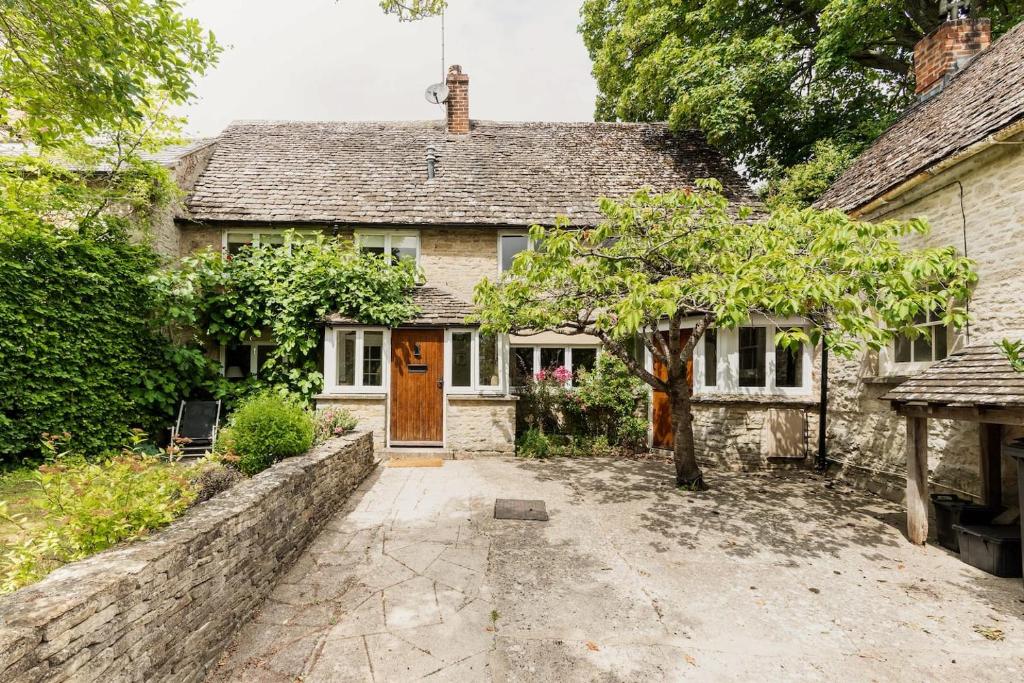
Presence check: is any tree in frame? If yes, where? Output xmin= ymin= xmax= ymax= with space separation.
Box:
xmin=378 ymin=0 xmax=447 ymax=21
xmin=473 ymin=182 xmax=975 ymax=488
xmin=580 ymin=1 xmax=1024 ymax=184
xmin=0 ymin=0 xmax=220 ymax=148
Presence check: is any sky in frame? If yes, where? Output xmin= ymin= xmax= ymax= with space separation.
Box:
xmin=177 ymin=1 xmax=599 ymax=137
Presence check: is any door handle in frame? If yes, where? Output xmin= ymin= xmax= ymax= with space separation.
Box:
xmin=437 ymin=379 xmax=444 ymax=389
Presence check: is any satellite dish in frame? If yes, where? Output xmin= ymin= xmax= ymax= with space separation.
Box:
xmin=425 ymin=83 xmax=449 ymax=105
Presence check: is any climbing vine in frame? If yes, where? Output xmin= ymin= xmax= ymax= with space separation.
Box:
xmin=154 ymin=235 xmax=419 ymax=400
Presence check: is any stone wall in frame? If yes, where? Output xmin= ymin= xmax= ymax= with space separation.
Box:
xmin=0 ymin=433 xmax=375 ymax=683
xmin=447 ymin=396 xmax=517 ymax=456
xmin=419 ymin=227 xmax=502 ymax=301
xmin=315 ymin=395 xmax=387 ymax=452
xmin=691 ymin=399 xmax=819 ymax=471
xmin=827 ymin=138 xmax=1024 ymax=503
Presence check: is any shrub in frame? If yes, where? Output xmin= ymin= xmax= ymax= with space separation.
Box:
xmin=515 ymin=354 xmax=650 ymax=456
xmin=313 ymin=407 xmax=357 ymax=444
xmin=618 ymin=416 xmax=650 ymax=454
xmin=573 ymin=355 xmax=648 ymax=444
xmin=0 ymin=225 xmax=223 ymax=463
xmin=517 ymin=428 xmax=551 ymax=458
xmin=0 ymin=434 xmax=199 ymax=593
xmin=226 ymin=391 xmax=314 ymax=476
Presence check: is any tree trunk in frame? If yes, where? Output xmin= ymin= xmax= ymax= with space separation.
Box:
xmin=670 ymin=391 xmax=706 ymax=490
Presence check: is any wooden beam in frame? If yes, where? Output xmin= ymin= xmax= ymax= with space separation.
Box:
xmin=980 ymin=423 xmax=1003 ymax=509
xmin=894 ymin=403 xmax=1024 ymax=427
xmin=906 ymin=416 xmax=929 ymax=545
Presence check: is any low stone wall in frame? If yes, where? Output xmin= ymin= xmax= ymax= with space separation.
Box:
xmin=691 ymin=398 xmax=819 ymax=470
xmin=0 ymin=432 xmax=375 ymax=683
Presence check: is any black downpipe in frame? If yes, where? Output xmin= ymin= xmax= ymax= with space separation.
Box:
xmin=817 ymin=339 xmax=829 ymax=470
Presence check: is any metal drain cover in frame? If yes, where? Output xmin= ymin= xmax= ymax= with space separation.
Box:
xmin=494 ymin=499 xmax=549 ymax=521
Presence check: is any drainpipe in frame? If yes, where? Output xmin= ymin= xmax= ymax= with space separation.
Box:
xmin=817 ymin=338 xmax=829 ymax=471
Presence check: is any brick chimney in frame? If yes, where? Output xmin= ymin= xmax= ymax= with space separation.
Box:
xmin=914 ymin=17 xmax=991 ymax=97
xmin=446 ymin=65 xmax=470 ymax=135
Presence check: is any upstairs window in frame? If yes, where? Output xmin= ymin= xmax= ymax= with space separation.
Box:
xmin=355 ymin=231 xmax=420 ymax=265
xmin=894 ymin=310 xmax=949 ymax=365
xmin=224 ymin=230 xmax=315 ymax=255
xmin=499 ymin=233 xmax=530 ymax=273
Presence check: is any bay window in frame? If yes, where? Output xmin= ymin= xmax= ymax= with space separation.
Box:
xmin=324 ymin=328 xmax=389 ymax=393
xmin=447 ymin=329 xmax=506 ymax=393
xmin=693 ymin=323 xmax=811 ymax=395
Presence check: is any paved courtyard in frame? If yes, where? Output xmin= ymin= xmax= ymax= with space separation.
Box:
xmin=211 ymin=458 xmax=1024 ymax=682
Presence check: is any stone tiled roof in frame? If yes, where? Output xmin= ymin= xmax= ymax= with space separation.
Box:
xmin=882 ymin=342 xmax=1024 ymax=407
xmin=0 ymin=138 xmax=216 ymax=171
xmin=185 ymin=120 xmax=755 ymax=227
xmin=818 ymin=20 xmax=1024 ymax=213
xmin=325 ymin=286 xmax=475 ymax=327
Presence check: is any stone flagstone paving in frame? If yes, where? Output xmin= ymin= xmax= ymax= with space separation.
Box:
xmin=210 ymin=458 xmax=1024 ymax=682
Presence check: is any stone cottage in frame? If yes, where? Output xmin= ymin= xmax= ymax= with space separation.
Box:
xmin=173 ymin=65 xmax=781 ymax=457
xmin=817 ymin=15 xmax=1024 ymax=505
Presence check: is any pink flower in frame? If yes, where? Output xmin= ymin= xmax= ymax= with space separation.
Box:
xmin=534 ymin=370 xmax=549 ymax=381
xmin=552 ymin=366 xmax=571 ymax=384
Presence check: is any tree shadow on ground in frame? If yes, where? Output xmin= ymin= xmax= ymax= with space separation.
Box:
xmin=515 ymin=457 xmax=906 ymax=561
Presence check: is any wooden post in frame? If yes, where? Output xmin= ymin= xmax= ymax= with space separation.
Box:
xmin=980 ymin=423 xmax=1003 ymax=509
xmin=906 ymin=416 xmax=929 ymax=545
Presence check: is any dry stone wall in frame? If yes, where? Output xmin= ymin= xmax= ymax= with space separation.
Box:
xmin=0 ymin=432 xmax=375 ymax=683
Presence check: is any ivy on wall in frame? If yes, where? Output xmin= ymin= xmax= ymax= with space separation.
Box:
xmin=0 ymin=226 xmax=220 ymax=461
xmin=154 ymin=235 xmax=419 ymax=400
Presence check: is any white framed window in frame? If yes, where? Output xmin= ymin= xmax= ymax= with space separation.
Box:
xmin=509 ymin=345 xmax=599 ymax=387
xmin=221 ymin=340 xmax=279 ymax=379
xmin=355 ymin=230 xmax=420 ymax=265
xmin=692 ymin=323 xmax=812 ymax=396
xmin=446 ymin=329 xmax=507 ymax=394
xmin=223 ymin=229 xmax=319 ymax=255
xmin=888 ymin=311 xmax=951 ymax=372
xmin=498 ymin=232 xmax=531 ymax=273
xmin=323 ymin=328 xmax=390 ymax=393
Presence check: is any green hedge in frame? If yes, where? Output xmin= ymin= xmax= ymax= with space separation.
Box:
xmin=0 ymin=228 xmax=216 ymax=462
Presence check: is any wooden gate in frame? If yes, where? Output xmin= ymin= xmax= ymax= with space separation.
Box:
xmin=390 ymin=329 xmax=444 ymax=446
xmin=651 ymin=331 xmax=693 ymax=450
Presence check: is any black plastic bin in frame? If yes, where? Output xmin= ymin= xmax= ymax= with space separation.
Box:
xmin=1009 ymin=449 xmax=1024 ymax=588
xmin=953 ymin=524 xmax=1023 ymax=578
xmin=931 ymin=493 xmax=997 ymax=552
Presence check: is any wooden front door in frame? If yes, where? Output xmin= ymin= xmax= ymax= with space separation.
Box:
xmin=390 ymin=329 xmax=444 ymax=445
xmin=651 ymin=331 xmax=692 ymax=450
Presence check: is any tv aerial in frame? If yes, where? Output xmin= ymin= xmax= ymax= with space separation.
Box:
xmin=423 ymin=8 xmax=448 ymax=106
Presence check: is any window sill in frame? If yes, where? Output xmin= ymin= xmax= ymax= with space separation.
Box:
xmin=447 ymin=393 xmax=517 ymax=402
xmin=861 ymin=375 xmax=912 ymax=386
xmin=692 ymin=393 xmax=818 ymax=407
xmin=315 ymin=392 xmax=387 ymax=400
